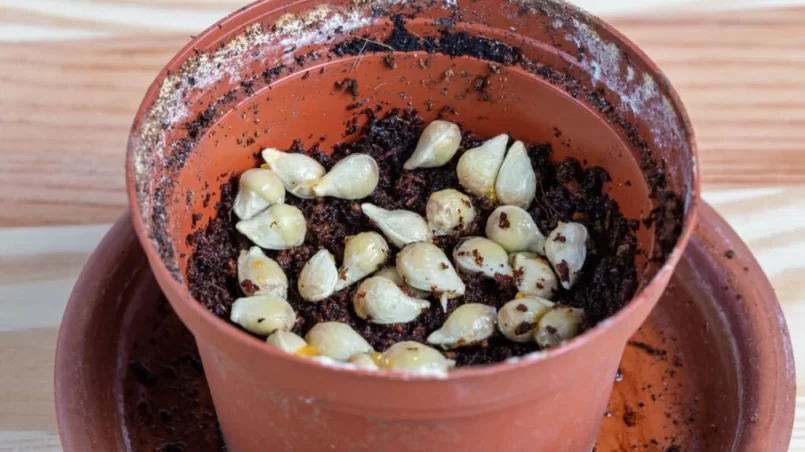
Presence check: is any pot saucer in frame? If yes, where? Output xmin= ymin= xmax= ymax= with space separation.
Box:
xmin=55 ymin=202 xmax=795 ymax=451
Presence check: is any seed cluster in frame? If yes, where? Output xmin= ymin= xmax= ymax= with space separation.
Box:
xmin=227 ymin=120 xmax=592 ymax=375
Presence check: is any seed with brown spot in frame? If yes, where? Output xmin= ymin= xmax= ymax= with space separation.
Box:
xmin=240 ymin=279 xmax=258 ymax=295
xmin=516 ymin=304 xmax=528 ymax=312
xmin=498 ymin=212 xmax=511 ymax=229
xmin=554 ymin=233 xmax=567 ymax=243
xmin=556 ymin=261 xmax=570 ymax=282
xmin=514 ymin=321 xmax=534 ymax=335
xmin=472 ymin=249 xmax=484 ymax=266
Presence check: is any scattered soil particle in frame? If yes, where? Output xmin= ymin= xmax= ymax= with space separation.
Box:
xmin=444 ymin=68 xmax=455 ymax=82
xmin=382 ymin=53 xmax=397 ymax=69
xmin=472 ymin=75 xmax=491 ymax=101
xmin=649 ymin=192 xmax=684 ymax=260
xmin=335 ymin=77 xmax=360 ymax=97
xmin=628 ymin=341 xmax=668 ymax=357
xmin=725 ymin=249 xmax=735 ymax=259
xmin=623 ymin=404 xmax=638 ymax=427
xmin=440 ymin=105 xmax=458 ymax=116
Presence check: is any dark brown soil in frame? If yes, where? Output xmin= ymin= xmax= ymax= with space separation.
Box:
xmin=186 ymin=108 xmax=638 ymax=367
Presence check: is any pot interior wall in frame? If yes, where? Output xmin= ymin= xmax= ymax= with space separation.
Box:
xmin=175 ymin=53 xmax=653 ymax=274
xmin=129 ymin=0 xmax=694 ymax=312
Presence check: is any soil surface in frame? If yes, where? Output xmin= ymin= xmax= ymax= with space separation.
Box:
xmin=186 ymin=108 xmax=639 ymax=367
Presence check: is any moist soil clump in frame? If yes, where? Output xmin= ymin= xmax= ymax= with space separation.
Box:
xmin=186 ymin=108 xmax=639 ymax=367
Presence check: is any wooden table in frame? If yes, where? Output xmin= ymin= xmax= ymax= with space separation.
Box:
xmin=0 ymin=0 xmax=802 ymax=450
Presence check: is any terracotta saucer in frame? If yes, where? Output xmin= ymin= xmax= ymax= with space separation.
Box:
xmin=55 ymin=202 xmax=795 ymax=451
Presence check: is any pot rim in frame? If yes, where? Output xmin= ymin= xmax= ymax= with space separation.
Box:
xmin=125 ymin=0 xmax=701 ymax=381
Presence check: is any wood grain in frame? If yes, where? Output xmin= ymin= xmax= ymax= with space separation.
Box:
xmin=0 ymin=0 xmax=803 ymax=450
xmin=0 ymin=2 xmax=804 ymax=226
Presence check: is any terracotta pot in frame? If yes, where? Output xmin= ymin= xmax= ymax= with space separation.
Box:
xmin=125 ymin=0 xmax=699 ymax=450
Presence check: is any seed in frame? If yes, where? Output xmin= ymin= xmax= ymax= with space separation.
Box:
xmin=535 ymin=306 xmax=585 ymax=349
xmin=304 ymin=322 xmax=374 ymax=361
xmin=266 ymin=330 xmax=307 ymax=354
xmin=298 ymin=249 xmax=339 ymax=302
xmin=378 ymin=341 xmax=455 ymax=374
xmin=237 ymin=246 xmax=288 ymax=298
xmin=335 ymin=232 xmax=389 ymax=291
xmin=497 ymin=297 xmax=554 ymax=343
xmin=313 ymin=153 xmax=379 ymax=200
xmin=511 ymin=253 xmax=558 ymax=299
xmin=236 ymin=203 xmax=306 ymax=250
xmin=262 ymin=148 xmax=325 ymax=199
xmin=427 ymin=303 xmax=497 ymax=349
xmin=452 ymin=237 xmax=513 ymax=279
xmin=510 ymin=251 xmax=537 ymax=260
xmin=361 ymin=203 xmax=432 ymax=248
xmin=230 ymin=295 xmax=296 ymax=336
xmin=353 ymin=277 xmax=431 ymax=324
xmin=495 ymin=141 xmax=537 ymax=209
xmin=396 ymin=242 xmax=466 ymax=312
xmin=426 ymin=189 xmax=476 ymax=236
xmin=233 ymin=168 xmax=286 ymax=220
xmin=348 ymin=352 xmax=380 ymax=370
xmin=375 ymin=266 xmax=430 ymax=299
xmin=456 ymin=134 xmax=508 ymax=198
xmin=545 ymin=222 xmax=588 ymax=289
xmin=485 ymin=205 xmax=547 ymax=254
xmin=403 ymin=120 xmax=462 ymax=170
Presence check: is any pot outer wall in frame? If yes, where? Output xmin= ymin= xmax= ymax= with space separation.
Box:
xmin=126 ymin=0 xmax=700 ymax=450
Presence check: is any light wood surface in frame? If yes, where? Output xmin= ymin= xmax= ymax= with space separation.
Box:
xmin=0 ymin=1 xmax=803 ymax=450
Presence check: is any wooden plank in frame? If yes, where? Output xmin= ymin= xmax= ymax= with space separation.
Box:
xmin=0 ymin=6 xmax=804 ymax=225
xmin=0 ymin=430 xmax=61 ymax=452
xmin=610 ymin=8 xmax=805 ymax=188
